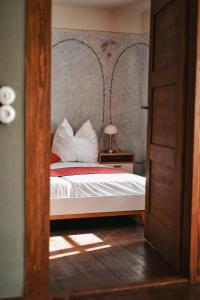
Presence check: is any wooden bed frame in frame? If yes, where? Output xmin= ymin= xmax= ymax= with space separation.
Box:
xmin=50 ymin=210 xmax=145 ymax=222
xmin=50 ymin=133 xmax=145 ymax=222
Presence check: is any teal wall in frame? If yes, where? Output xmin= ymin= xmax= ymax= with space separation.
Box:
xmin=0 ymin=0 xmax=25 ymax=298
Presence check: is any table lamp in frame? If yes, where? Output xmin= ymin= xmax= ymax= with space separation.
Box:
xmin=104 ymin=124 xmax=118 ymax=153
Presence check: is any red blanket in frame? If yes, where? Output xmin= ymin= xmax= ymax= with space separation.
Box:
xmin=50 ymin=167 xmax=126 ymax=177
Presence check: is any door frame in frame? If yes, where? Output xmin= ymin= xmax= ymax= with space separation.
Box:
xmin=24 ymin=0 xmax=200 ymax=299
xmin=189 ymin=0 xmax=200 ymax=282
xmin=25 ymin=0 xmax=51 ymax=299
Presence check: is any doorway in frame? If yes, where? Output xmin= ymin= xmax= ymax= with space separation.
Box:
xmin=49 ymin=0 xmax=184 ymax=296
xmin=23 ymin=1 xmax=198 ymax=300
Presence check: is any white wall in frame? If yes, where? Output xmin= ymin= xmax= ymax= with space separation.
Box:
xmin=114 ymin=1 xmax=150 ymax=33
xmin=52 ymin=1 xmax=151 ymax=33
xmin=143 ymin=10 xmax=150 ymax=33
xmin=52 ymin=6 xmax=116 ymax=32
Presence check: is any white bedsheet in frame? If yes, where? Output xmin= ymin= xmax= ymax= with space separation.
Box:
xmin=50 ymin=162 xmax=145 ymax=199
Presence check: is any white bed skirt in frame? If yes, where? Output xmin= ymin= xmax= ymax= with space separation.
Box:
xmin=50 ymin=194 xmax=145 ymax=216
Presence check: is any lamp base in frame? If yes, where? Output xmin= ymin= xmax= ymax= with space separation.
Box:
xmin=109 ymin=149 xmax=115 ymax=153
xmin=104 ymin=134 xmax=116 ymax=154
xmin=105 ymin=149 xmax=116 ymax=153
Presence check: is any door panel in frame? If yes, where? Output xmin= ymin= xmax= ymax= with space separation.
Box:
xmin=150 ymin=162 xmax=175 ymax=229
xmin=152 ymin=85 xmax=176 ymax=147
xmin=145 ymin=0 xmax=188 ymax=273
xmin=154 ymin=2 xmax=178 ymax=69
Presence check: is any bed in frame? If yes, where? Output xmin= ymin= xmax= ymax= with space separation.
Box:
xmin=50 ymin=161 xmax=146 ymax=220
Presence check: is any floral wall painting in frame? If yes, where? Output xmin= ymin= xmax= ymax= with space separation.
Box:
xmin=101 ymin=40 xmax=117 ymax=59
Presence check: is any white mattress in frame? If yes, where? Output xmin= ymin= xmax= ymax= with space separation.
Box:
xmin=50 ymin=162 xmax=145 ymax=199
xmin=50 ymin=162 xmax=146 ymax=216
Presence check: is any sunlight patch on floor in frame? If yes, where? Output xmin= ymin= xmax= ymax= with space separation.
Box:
xmin=49 ymin=233 xmax=111 ymax=259
xmin=49 ymin=236 xmax=73 ymax=252
xmin=85 ymin=244 xmax=111 ymax=252
xmin=49 ymin=250 xmax=80 ymax=259
xmin=68 ymin=233 xmax=103 ymax=246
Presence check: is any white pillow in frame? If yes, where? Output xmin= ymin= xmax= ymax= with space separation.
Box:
xmin=52 ymin=119 xmax=99 ymax=163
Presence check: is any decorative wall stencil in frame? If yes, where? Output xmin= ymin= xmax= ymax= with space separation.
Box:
xmin=52 ymin=28 xmax=149 ymax=174
xmin=110 ymin=43 xmax=149 ymax=174
xmin=101 ymin=40 xmax=117 ymax=59
xmin=52 ymin=38 xmax=105 ymax=142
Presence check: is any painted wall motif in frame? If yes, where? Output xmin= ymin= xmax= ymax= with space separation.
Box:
xmin=52 ymin=28 xmax=149 ymax=174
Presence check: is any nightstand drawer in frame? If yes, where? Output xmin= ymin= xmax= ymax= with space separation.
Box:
xmin=103 ymin=163 xmax=133 ymax=174
xmin=99 ymin=152 xmax=134 ymax=174
xmin=99 ymin=153 xmax=133 ymax=163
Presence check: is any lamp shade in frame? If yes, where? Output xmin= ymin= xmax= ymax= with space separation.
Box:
xmin=104 ymin=124 xmax=118 ymax=135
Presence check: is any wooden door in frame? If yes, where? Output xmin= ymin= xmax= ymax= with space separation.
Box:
xmin=145 ymin=0 xmax=188 ymax=273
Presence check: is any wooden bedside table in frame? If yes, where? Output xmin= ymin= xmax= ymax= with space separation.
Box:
xmin=98 ymin=152 xmax=134 ymax=173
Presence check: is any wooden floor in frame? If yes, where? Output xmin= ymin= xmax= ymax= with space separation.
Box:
xmin=49 ymin=217 xmax=175 ymax=296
